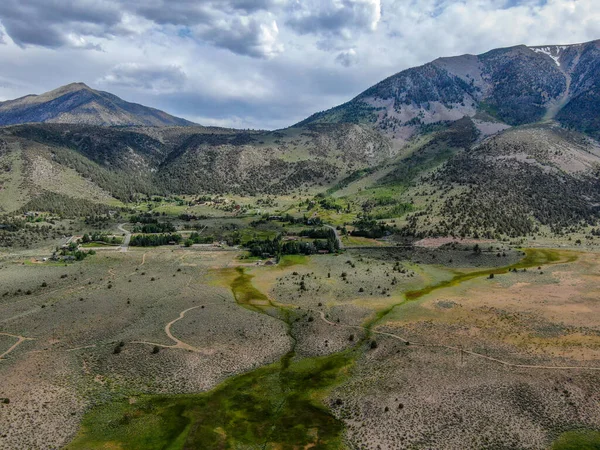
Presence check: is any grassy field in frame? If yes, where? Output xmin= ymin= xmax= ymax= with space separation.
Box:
xmin=551 ymin=430 xmax=600 ymax=449
xmin=341 ymin=235 xmax=386 ymax=247
xmin=67 ymin=351 xmax=354 ymax=449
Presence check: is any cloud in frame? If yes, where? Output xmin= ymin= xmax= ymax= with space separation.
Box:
xmin=132 ymin=1 xmax=284 ymax=58
xmin=335 ymin=48 xmax=358 ymax=66
xmin=0 ymin=0 xmax=285 ymax=58
xmin=133 ymin=0 xmax=286 ymax=25
xmin=132 ymin=1 xmax=212 ymax=27
xmin=193 ymin=15 xmax=283 ymax=58
xmin=220 ymin=0 xmax=288 ymax=14
xmin=98 ymin=63 xmax=187 ymax=93
xmin=286 ymin=0 xmax=381 ymax=38
xmin=0 ymin=0 xmax=123 ymax=48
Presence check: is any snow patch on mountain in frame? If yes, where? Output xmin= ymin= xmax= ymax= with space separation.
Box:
xmin=530 ymin=45 xmax=568 ymax=67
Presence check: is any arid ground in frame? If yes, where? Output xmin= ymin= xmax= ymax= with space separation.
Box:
xmin=1 ymin=243 xmax=599 ymax=449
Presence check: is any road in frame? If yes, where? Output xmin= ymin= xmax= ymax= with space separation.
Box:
xmin=318 ymin=310 xmax=600 ymax=372
xmin=0 ymin=333 xmax=35 ymax=360
xmin=324 ymin=224 xmax=344 ymax=250
xmin=117 ymin=223 xmax=131 ymax=252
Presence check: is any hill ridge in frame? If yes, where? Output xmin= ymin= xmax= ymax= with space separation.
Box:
xmin=0 ymin=83 xmax=195 ymax=127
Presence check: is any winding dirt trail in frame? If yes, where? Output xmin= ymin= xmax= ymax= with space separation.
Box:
xmin=0 ymin=332 xmax=35 ymax=359
xmin=132 ymin=306 xmax=212 ymax=354
xmin=319 ymin=301 xmax=600 ymax=372
xmin=324 ymin=224 xmax=344 ymax=250
xmin=66 ymin=345 xmax=96 ymax=352
xmin=117 ymin=223 xmax=131 ymax=252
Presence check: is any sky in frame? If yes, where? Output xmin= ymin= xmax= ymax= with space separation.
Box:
xmin=0 ymin=0 xmax=598 ymax=130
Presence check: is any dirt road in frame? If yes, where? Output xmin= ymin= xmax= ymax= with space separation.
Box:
xmin=117 ymin=223 xmax=131 ymax=252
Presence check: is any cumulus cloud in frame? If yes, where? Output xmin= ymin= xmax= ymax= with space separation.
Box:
xmin=0 ymin=0 xmax=285 ymax=58
xmin=193 ymin=15 xmax=283 ymax=58
xmin=133 ymin=0 xmax=286 ymax=24
xmin=98 ymin=63 xmax=187 ymax=93
xmin=132 ymin=1 xmax=212 ymax=27
xmin=130 ymin=1 xmax=285 ymax=57
xmin=224 ymin=0 xmax=288 ymax=14
xmin=0 ymin=0 xmax=123 ymax=48
xmin=286 ymin=0 xmax=381 ymax=38
xmin=335 ymin=48 xmax=358 ymax=66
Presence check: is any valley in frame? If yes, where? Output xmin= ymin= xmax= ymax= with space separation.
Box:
xmin=1 ymin=39 xmax=600 ymax=449
xmin=1 ymin=204 xmax=600 ymax=449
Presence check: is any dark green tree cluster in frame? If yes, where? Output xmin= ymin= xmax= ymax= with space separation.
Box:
xmin=179 ymin=213 xmax=209 ymax=221
xmin=183 ymin=232 xmax=214 ymax=246
xmin=130 ymin=234 xmax=182 ymax=247
xmin=57 ymin=242 xmax=96 ymax=261
xmin=299 ymin=228 xmax=332 ymax=239
xmin=133 ymin=222 xmax=176 ymax=233
xmin=280 ymin=238 xmax=337 ymax=255
xmin=351 ymin=216 xmax=391 ymax=238
xmin=130 ymin=214 xmax=159 ymax=224
xmin=246 ymin=228 xmax=339 ymax=257
xmin=80 ymin=232 xmax=121 ymax=245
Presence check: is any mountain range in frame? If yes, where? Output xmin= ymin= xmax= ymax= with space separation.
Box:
xmin=1 ymin=39 xmax=600 ymax=239
xmin=301 ymin=39 xmax=600 ymax=140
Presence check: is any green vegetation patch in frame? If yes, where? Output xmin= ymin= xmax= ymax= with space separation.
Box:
xmin=278 ymin=254 xmax=308 ymax=268
xmin=230 ymin=267 xmax=270 ymax=309
xmin=405 ymin=248 xmax=574 ymax=301
xmin=67 ymin=350 xmax=353 ymax=450
xmin=551 ymin=430 xmax=600 ymax=450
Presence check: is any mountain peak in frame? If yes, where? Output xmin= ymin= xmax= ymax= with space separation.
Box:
xmin=59 ymin=82 xmax=92 ymax=92
xmin=0 ymin=83 xmax=195 ymax=127
xmin=39 ymin=82 xmax=93 ymax=100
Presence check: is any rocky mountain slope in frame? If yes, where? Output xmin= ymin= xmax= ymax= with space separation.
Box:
xmin=394 ymin=123 xmax=600 ymax=238
xmin=300 ymin=39 xmax=600 ymax=142
xmin=0 ymin=122 xmax=391 ymax=213
xmin=0 ymin=83 xmax=195 ymax=127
